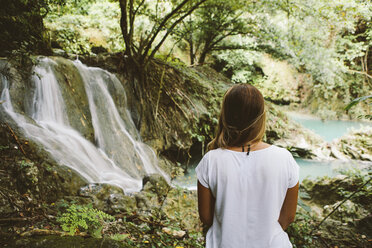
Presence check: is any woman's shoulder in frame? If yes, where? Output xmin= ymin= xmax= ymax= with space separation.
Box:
xmin=204 ymin=145 xmax=293 ymax=159
xmin=266 ymin=145 xmax=294 ymax=158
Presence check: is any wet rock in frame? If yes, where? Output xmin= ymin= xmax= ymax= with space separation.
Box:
xmin=107 ymin=193 xmax=137 ymax=214
xmin=132 ymin=174 xmax=171 ymax=212
xmin=274 ymin=137 xmax=315 ymax=158
xmin=51 ymin=57 xmax=95 ymax=142
xmin=162 ymin=227 xmax=186 ymax=238
xmin=52 ymin=49 xmax=67 ymax=58
xmin=134 ymin=192 xmax=160 ymax=212
xmin=142 ymin=174 xmax=170 ymax=199
xmin=332 ymin=127 xmax=372 ymax=161
xmin=78 ymin=184 xmax=136 ymax=214
xmin=330 ymin=144 xmax=349 ymax=161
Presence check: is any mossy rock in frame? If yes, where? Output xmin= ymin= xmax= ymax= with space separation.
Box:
xmin=78 ymin=183 xmax=137 ymax=215
xmin=301 ymin=175 xmax=363 ymax=205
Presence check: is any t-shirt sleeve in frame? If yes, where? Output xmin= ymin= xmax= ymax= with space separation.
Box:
xmin=195 ymin=153 xmax=210 ymax=188
xmin=288 ymin=153 xmax=300 ymax=188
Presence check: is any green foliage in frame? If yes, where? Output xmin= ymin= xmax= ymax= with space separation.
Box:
xmin=174 ymin=0 xmax=249 ymax=64
xmin=345 ymin=95 xmax=372 ymax=120
xmin=109 ymin=233 xmax=130 ymax=242
xmin=19 ymin=160 xmax=34 ymax=169
xmin=207 ymin=0 xmax=372 ymax=117
xmin=287 ymin=211 xmax=314 ymax=248
xmin=17 ymin=160 xmax=39 ymax=184
xmin=57 ymin=204 xmax=114 ymax=238
xmin=46 ymin=0 xmax=124 ymax=54
xmin=0 ymin=0 xmax=52 ymax=54
xmin=213 ymin=48 xmax=263 ymax=84
xmin=0 ymin=145 xmax=9 ymax=150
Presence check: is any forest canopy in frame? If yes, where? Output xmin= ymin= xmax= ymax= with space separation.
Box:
xmin=2 ymin=0 xmax=371 ymax=118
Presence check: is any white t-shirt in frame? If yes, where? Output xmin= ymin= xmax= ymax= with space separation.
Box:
xmin=195 ymin=145 xmax=299 ymax=248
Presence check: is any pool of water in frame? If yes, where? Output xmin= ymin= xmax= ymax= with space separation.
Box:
xmin=172 ymin=158 xmax=366 ymax=190
xmin=173 ymin=112 xmax=372 ymax=189
xmin=286 ymin=112 xmax=372 ymax=142
xmin=173 ymin=112 xmax=372 ymax=190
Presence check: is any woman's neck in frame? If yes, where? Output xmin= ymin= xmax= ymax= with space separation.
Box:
xmin=227 ymin=141 xmax=270 ymax=152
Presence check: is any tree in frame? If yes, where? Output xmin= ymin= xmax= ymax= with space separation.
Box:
xmin=0 ymin=0 xmax=56 ymax=55
xmin=175 ymin=0 xmax=251 ymax=64
xmin=118 ymin=0 xmax=207 ymax=69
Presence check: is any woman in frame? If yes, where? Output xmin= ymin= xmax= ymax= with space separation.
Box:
xmin=196 ymin=84 xmax=299 ymax=248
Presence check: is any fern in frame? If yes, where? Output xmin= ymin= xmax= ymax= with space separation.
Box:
xmin=57 ymin=204 xmax=114 ymax=238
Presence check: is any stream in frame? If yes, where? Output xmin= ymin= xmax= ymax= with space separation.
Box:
xmin=174 ymin=113 xmax=371 ymax=190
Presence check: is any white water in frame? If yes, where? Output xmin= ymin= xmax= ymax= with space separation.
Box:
xmin=0 ymin=57 xmax=168 ymax=193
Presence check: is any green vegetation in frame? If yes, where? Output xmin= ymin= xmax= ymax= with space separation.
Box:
xmin=45 ymin=0 xmax=124 ymax=55
xmin=57 ymin=204 xmax=115 ymax=238
xmin=40 ymin=0 xmax=372 ymax=117
xmin=1 ymin=1 xmax=371 ymax=247
xmin=287 ymin=169 xmax=371 ymax=247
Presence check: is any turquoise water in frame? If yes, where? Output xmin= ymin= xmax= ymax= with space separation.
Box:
xmin=173 ymin=113 xmax=371 ymax=190
xmin=286 ymin=112 xmax=372 ymax=142
xmin=172 ymin=158 xmax=361 ymax=190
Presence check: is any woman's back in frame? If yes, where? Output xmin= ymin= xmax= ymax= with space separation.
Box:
xmin=196 ymin=145 xmax=299 ymax=248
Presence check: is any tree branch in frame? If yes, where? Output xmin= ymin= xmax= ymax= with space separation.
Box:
xmin=347 ymin=69 xmax=372 ymax=79
xmin=119 ymin=0 xmax=131 ymax=56
xmin=141 ymin=0 xmax=191 ymax=60
xmin=312 ymin=177 xmax=371 ymax=234
xmin=146 ymin=0 xmax=207 ymax=65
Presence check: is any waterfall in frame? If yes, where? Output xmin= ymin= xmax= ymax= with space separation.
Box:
xmin=0 ymin=57 xmax=168 ymax=193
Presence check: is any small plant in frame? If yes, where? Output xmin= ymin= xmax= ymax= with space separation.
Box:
xmin=110 ymin=233 xmax=130 ymax=241
xmin=57 ymin=204 xmax=115 ymax=238
xmin=0 ymin=145 xmax=9 ymax=150
xmin=287 ymin=211 xmax=314 ymax=248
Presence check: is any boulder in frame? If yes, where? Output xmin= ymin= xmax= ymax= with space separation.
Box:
xmin=78 ymin=183 xmax=136 ymax=214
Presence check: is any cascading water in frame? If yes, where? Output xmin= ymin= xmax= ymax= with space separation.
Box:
xmin=0 ymin=57 xmax=168 ymax=193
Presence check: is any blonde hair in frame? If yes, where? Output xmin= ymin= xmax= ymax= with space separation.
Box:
xmin=208 ymin=84 xmax=266 ymax=150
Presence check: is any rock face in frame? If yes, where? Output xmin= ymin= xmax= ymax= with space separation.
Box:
xmin=301 ymin=175 xmax=361 ymax=205
xmin=265 ymin=104 xmax=330 ymax=159
xmin=77 ymin=184 xmax=136 ymax=214
xmin=331 ymin=127 xmax=372 ymax=161
xmin=0 ymin=122 xmax=87 ymax=217
xmin=80 ymin=54 xmax=230 ymax=162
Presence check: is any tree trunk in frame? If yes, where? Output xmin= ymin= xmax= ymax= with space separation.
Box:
xmin=198 ymin=49 xmax=208 ymax=64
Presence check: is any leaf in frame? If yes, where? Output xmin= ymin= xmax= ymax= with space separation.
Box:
xmin=297 ymin=199 xmax=311 ymax=213
xmin=345 ymin=95 xmax=372 ymax=111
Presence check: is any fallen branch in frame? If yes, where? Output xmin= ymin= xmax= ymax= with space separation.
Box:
xmin=5 ymin=123 xmax=26 ymax=156
xmin=20 ymin=228 xmax=89 ymax=237
xmin=0 ymin=217 xmax=31 ymax=222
